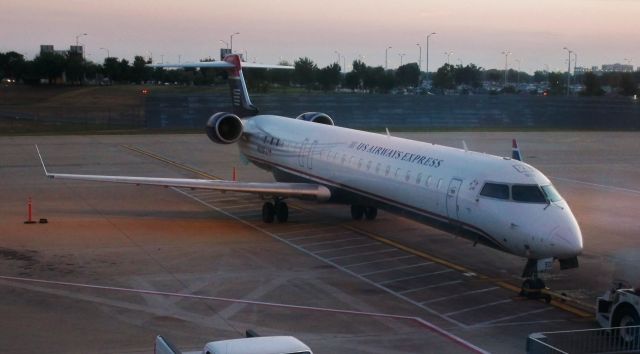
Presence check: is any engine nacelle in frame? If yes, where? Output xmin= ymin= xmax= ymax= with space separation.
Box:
xmin=206 ymin=112 xmax=244 ymax=144
xmin=296 ymin=112 xmax=335 ymax=126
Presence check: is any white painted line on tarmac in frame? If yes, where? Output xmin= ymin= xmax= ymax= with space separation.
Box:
xmin=423 ymin=287 xmax=500 ymax=304
xmin=551 ymin=176 xmax=640 ymax=195
xmin=360 ymin=262 xmax=434 ymax=277
xmin=327 ymin=248 xmax=398 ymax=261
xmin=173 ymin=189 xmax=473 ymax=331
xmin=218 ymin=204 xmax=260 ymax=210
xmin=474 ymin=319 xmax=567 ymax=328
xmin=277 ymin=225 xmax=339 ymax=236
xmin=379 ymin=269 xmax=453 ymax=285
xmin=399 ymin=280 xmax=464 ymax=294
xmin=344 ymin=255 xmax=415 ymax=268
xmin=302 ymin=236 xmax=365 ymax=247
xmin=443 ymin=299 xmax=512 ymax=316
xmin=287 ymin=230 xmax=352 ymax=241
xmin=0 ymin=275 xmax=489 ymax=354
xmin=472 ymin=307 xmax=552 ymax=327
xmin=313 ymin=242 xmax=380 ymax=254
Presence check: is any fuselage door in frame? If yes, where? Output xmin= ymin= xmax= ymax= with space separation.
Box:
xmin=446 ymin=178 xmax=463 ymax=220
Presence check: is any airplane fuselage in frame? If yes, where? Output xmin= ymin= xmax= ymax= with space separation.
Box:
xmin=238 ymin=115 xmax=583 ymax=261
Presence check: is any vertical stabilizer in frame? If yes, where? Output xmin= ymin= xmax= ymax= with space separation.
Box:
xmin=223 ymin=54 xmax=259 ymax=117
xmin=512 ymin=139 xmax=523 ymax=161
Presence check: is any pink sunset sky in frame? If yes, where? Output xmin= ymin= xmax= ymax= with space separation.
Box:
xmin=1 ymin=0 xmax=638 ymax=73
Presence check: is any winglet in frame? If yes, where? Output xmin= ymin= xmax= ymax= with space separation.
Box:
xmin=511 ymin=139 xmax=522 ymax=161
xmin=34 ymin=145 xmax=52 ymax=177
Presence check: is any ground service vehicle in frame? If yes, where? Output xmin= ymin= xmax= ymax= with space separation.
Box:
xmin=154 ymin=333 xmax=312 ymax=354
xmin=596 ymin=280 xmax=640 ymax=346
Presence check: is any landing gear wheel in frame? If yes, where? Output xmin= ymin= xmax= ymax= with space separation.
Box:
xmin=614 ymin=307 xmax=640 ymax=346
xmin=350 ymin=205 xmax=364 ymax=220
xmin=262 ymin=202 xmax=275 ymax=223
xmin=520 ymin=278 xmax=548 ymax=301
xmin=364 ymin=207 xmax=378 ymax=220
xmin=275 ymin=202 xmax=289 ymax=223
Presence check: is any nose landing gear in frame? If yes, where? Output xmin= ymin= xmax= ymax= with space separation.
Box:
xmin=262 ymin=198 xmax=289 ymax=223
xmin=520 ymin=258 xmax=552 ymax=303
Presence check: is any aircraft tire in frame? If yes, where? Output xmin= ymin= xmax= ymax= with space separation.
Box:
xmin=364 ymin=207 xmax=378 ymax=220
xmin=351 ymin=205 xmax=364 ymax=220
xmin=262 ymin=202 xmax=275 ymax=223
xmin=275 ymin=202 xmax=289 ymax=223
xmin=613 ymin=305 xmax=640 ymax=346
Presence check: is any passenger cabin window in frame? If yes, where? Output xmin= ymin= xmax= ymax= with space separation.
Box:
xmin=480 ymin=183 xmax=509 ymax=200
xmin=512 ymin=184 xmax=547 ymax=203
xmin=416 ymin=173 xmax=422 ymax=184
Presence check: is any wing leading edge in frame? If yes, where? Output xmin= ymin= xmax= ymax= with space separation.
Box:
xmin=35 ymin=146 xmax=330 ymax=201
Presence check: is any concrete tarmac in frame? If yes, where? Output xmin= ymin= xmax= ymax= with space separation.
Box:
xmin=1 ymin=131 xmax=638 ymax=353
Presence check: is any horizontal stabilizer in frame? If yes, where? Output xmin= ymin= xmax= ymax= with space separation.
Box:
xmin=148 ymin=61 xmax=293 ymax=70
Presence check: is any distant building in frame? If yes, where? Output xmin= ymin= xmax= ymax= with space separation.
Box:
xmin=220 ymin=48 xmax=231 ymax=60
xmin=39 ymin=44 xmax=84 ymax=57
xmin=601 ymin=63 xmax=634 ymax=73
xmin=574 ymin=66 xmax=590 ymax=74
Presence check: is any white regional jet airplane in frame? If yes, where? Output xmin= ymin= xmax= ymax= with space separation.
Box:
xmin=37 ymin=54 xmax=582 ymax=294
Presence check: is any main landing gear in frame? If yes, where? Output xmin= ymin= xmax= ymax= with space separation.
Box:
xmin=350 ymin=205 xmax=377 ymax=221
xmin=519 ymin=259 xmax=552 ymax=303
xmin=262 ymin=199 xmax=288 ymax=223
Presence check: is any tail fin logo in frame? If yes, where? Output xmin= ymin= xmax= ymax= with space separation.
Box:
xmin=223 ymin=54 xmax=258 ymax=117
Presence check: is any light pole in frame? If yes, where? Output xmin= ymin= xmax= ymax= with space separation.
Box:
xmin=99 ymin=47 xmax=109 ymax=59
xmin=501 ymin=50 xmax=511 ymax=86
xmin=444 ymin=51 xmax=453 ymax=65
xmin=220 ymin=40 xmax=229 ymax=49
xmin=334 ymin=50 xmax=341 ymax=65
xmin=75 ymin=33 xmax=87 ymax=46
xmin=230 ymin=32 xmax=240 ymax=53
xmin=515 ymin=59 xmax=521 ymax=86
xmin=385 ymin=46 xmax=392 ymax=70
xmin=426 ymin=32 xmax=436 ymax=79
xmin=563 ymin=47 xmax=572 ymax=95
xmin=416 ymin=43 xmax=422 ymax=71
xmin=75 ymin=33 xmax=87 ymax=59
xmin=178 ymin=55 xmax=181 ymax=64
xmin=573 ymin=52 xmax=578 ymax=73
xmin=398 ymin=53 xmax=406 ymax=67
xmin=160 ymin=54 xmax=164 ymax=64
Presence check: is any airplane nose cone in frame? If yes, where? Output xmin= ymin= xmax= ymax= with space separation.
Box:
xmin=550 ymin=214 xmax=583 ymax=257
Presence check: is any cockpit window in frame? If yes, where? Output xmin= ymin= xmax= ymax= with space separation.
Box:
xmin=480 ymin=183 xmax=509 ymax=200
xmin=541 ymin=185 xmax=563 ymax=202
xmin=512 ymin=184 xmax=546 ymax=203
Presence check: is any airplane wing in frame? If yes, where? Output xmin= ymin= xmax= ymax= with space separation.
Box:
xmin=35 ymin=146 xmax=330 ymax=201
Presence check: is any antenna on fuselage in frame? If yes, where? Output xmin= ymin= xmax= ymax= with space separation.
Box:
xmin=462 ymin=140 xmax=468 ymax=152
xmin=385 ymin=127 xmax=391 ymax=137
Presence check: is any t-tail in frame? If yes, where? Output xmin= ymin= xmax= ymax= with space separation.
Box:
xmin=147 ymin=55 xmax=293 ymax=118
xmin=223 ymin=54 xmax=259 ymax=117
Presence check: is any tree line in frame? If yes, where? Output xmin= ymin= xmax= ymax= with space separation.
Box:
xmin=1 ymin=50 xmax=637 ymax=96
